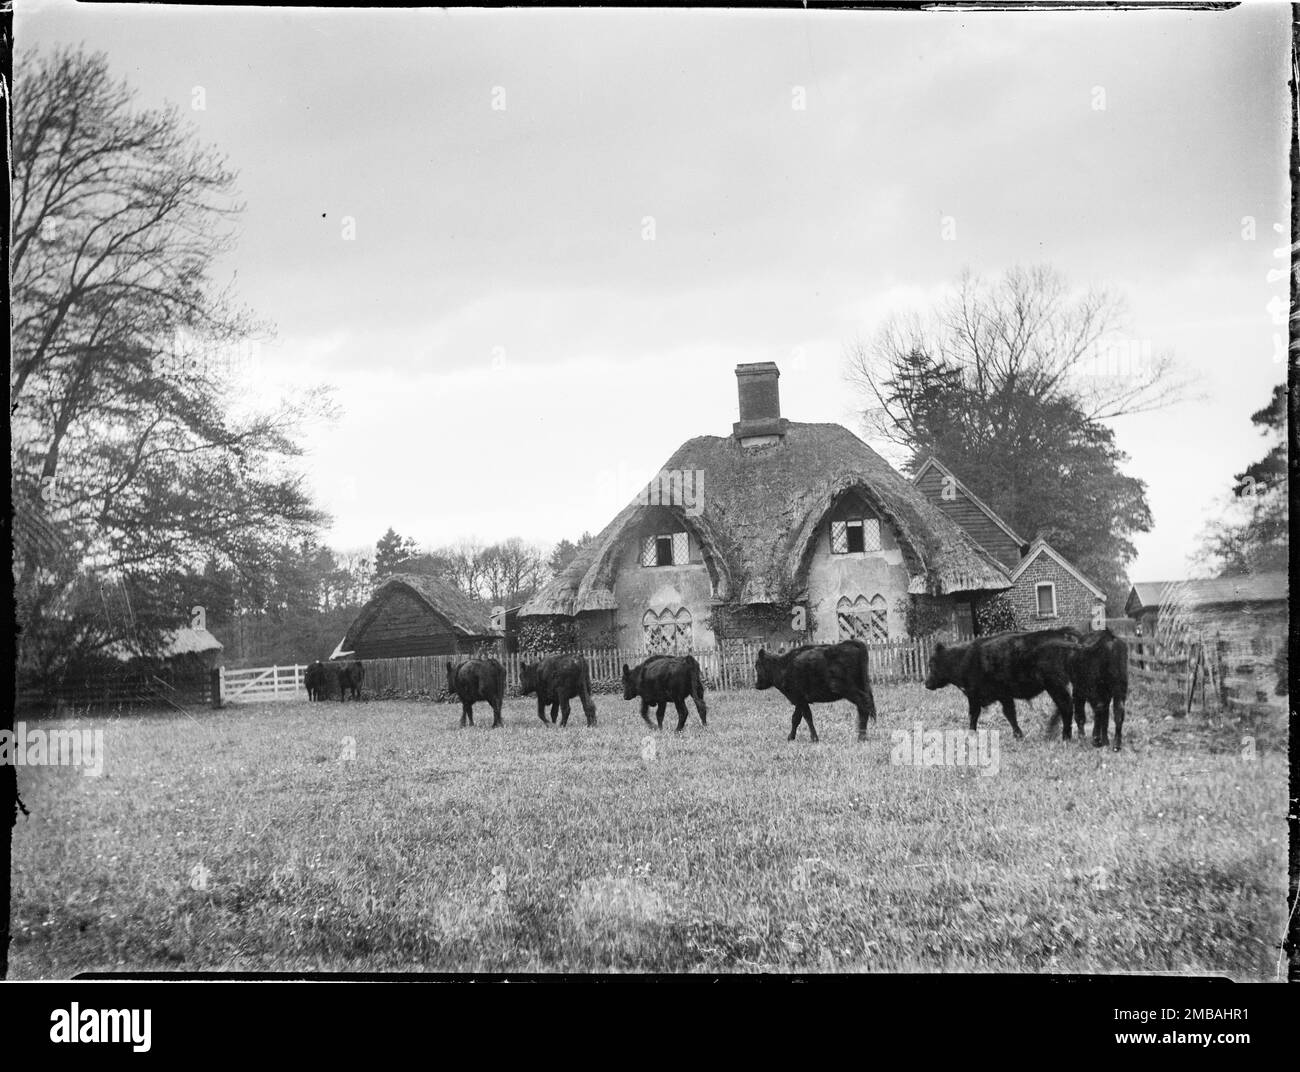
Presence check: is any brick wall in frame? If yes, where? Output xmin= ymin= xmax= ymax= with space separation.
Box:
xmin=1009 ymin=555 xmax=1103 ymax=632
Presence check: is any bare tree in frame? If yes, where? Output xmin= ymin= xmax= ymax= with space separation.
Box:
xmin=846 ymin=265 xmax=1192 ymax=450
xmin=11 ymin=47 xmax=329 ymax=673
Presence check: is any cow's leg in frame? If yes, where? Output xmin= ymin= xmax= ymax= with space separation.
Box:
xmin=1046 ymin=682 xmax=1073 ymax=741
xmin=1092 ymin=698 xmax=1108 ymax=748
xmin=549 ymin=699 xmax=560 ymax=724
xmin=694 ymin=692 xmax=708 ymax=726
xmin=558 ymin=691 xmax=572 ymax=727
xmin=803 ymin=704 xmax=819 ymax=743
xmin=639 ymin=699 xmax=655 ymax=730
xmin=968 ymin=697 xmax=983 ymax=733
xmin=460 ymin=700 xmax=472 ymax=727
xmin=491 ymin=696 xmax=503 ymax=728
xmin=581 ymin=694 xmax=596 ymax=726
xmin=655 ymin=702 xmax=666 ymax=730
xmin=536 ymin=697 xmax=549 ymax=725
xmin=788 ymin=708 xmax=801 ymax=741
xmin=1111 ymin=696 xmax=1125 ymax=752
xmin=1075 ymin=691 xmax=1090 ymax=744
xmin=849 ymin=683 xmax=877 ymax=741
xmin=673 ymin=698 xmax=689 ymax=732
xmin=999 ymin=698 xmax=1024 ymax=740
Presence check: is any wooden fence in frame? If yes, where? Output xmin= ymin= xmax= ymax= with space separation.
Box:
xmin=220 ymin=664 xmax=307 ymax=702
xmin=342 ymin=636 xmax=943 ymax=700
xmin=1124 ymin=632 xmax=1285 ymax=715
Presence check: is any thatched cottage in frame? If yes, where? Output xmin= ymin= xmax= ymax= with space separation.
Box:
xmin=520 ymin=363 xmax=1025 ymax=651
xmin=337 ymin=573 xmax=500 ymax=659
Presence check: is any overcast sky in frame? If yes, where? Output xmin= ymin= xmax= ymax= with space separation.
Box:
xmin=16 ymin=2 xmax=1292 ymax=585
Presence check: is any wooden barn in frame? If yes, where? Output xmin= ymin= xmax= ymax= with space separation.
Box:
xmin=1125 ymin=573 xmax=1288 ymax=639
xmin=337 ymin=572 xmax=501 ymax=659
xmin=1126 ymin=572 xmax=1288 ymax=704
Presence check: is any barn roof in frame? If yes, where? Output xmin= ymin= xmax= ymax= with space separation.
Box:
xmin=345 ymin=572 xmax=495 ymax=642
xmin=106 ymin=626 xmax=223 ymax=662
xmin=521 ymin=421 xmax=1011 ymax=618
xmin=1126 ymin=573 xmax=1289 ymax=614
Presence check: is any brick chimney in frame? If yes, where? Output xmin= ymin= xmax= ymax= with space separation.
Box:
xmin=733 ymin=362 xmax=788 ymax=445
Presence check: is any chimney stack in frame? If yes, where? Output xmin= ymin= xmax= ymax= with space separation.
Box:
xmin=733 ymin=362 xmax=787 ymax=445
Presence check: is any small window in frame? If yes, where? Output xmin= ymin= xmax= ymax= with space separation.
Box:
xmin=832 ymin=518 xmax=881 ymax=554
xmin=643 ymin=532 xmax=687 ymax=567
xmin=1036 ymin=583 xmax=1057 ymax=618
xmin=655 ymin=536 xmax=673 ymax=566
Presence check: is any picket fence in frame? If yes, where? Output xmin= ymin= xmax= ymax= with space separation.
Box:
xmin=271 ymin=636 xmax=945 ymax=702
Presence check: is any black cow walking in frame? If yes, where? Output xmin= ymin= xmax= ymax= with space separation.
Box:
xmin=520 ymin=654 xmax=597 ymax=727
xmin=925 ymin=628 xmax=1080 ymax=739
xmin=622 ymin=654 xmax=708 ymax=731
xmin=1058 ymin=629 xmax=1130 ymax=751
xmin=754 ymin=639 xmax=877 ymax=742
xmin=447 ymin=658 xmax=506 ymax=728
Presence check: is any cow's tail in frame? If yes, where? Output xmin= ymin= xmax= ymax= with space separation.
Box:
xmin=856 ymin=641 xmax=877 ymax=722
xmin=579 ymin=658 xmax=596 ymax=721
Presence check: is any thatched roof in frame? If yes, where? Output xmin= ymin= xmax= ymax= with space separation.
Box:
xmin=521 ymin=421 xmax=1011 ymax=617
xmin=345 ymin=572 xmax=495 ymax=642
xmin=1127 ymin=573 xmax=1288 ymax=614
xmin=107 ymin=626 xmax=223 ymax=662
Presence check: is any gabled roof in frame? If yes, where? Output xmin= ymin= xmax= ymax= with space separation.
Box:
xmin=912 ymin=457 xmax=1028 ymax=548
xmin=521 ymin=421 xmax=1012 ymax=617
xmin=1127 ymin=573 xmax=1288 ymax=614
xmin=344 ymin=572 xmax=495 ymax=646
xmin=1009 ymin=539 xmax=1106 ymax=599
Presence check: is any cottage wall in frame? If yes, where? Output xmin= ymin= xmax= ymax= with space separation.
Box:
xmin=1008 ymin=555 xmax=1103 ymax=632
xmin=803 ymin=497 xmax=912 ymax=644
xmin=604 ymin=526 xmax=717 ymax=651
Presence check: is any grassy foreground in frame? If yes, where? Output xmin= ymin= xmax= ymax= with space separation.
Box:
xmin=9 ymin=684 xmax=1289 ymax=976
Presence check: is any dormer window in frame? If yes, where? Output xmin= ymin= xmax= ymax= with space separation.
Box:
xmin=641 ymin=532 xmax=689 ymax=567
xmin=831 ymin=518 xmax=881 ymax=554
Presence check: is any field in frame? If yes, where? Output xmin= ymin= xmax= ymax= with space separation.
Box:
xmin=8 ymin=684 xmax=1289 ymax=977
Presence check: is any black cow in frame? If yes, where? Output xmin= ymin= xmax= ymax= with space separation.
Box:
xmin=519 ymin=654 xmax=597 ymax=727
xmin=622 ymin=655 xmax=707 ymax=731
xmin=447 ymin=658 xmax=506 ymax=728
xmin=1062 ymin=629 xmax=1129 ymax=751
xmin=334 ymin=660 xmax=365 ymax=701
xmin=754 ymin=639 xmax=877 ymax=742
xmin=304 ymin=660 xmax=328 ymax=701
xmin=925 ymin=628 xmax=1081 ymax=739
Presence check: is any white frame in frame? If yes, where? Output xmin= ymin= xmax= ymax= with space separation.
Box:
xmin=1035 ymin=582 xmax=1057 ymax=618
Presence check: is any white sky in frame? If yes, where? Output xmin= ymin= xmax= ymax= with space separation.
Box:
xmin=16 ymin=1 xmax=1292 ymax=584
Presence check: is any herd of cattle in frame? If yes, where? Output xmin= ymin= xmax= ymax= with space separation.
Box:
xmin=302 ymin=626 xmax=1129 ymax=751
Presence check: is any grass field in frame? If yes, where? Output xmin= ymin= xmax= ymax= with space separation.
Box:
xmin=8 ymin=684 xmax=1289 ymax=977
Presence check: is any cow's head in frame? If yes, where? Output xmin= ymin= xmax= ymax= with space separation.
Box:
xmin=519 ymin=662 xmax=538 ymax=696
xmin=924 ymin=643 xmax=950 ymax=690
xmin=622 ymin=663 xmax=639 ymax=701
xmin=754 ymin=649 xmax=774 ymax=690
